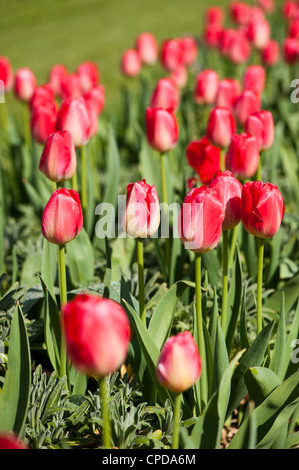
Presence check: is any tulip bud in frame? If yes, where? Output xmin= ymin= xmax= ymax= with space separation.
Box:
xmin=233 ymin=89 xmax=261 ymax=126
xmin=193 ymin=69 xmax=219 ymax=105
xmin=283 ymin=37 xmax=299 ymax=64
xmin=14 ymin=67 xmax=36 ymax=102
xmin=160 ymin=38 xmax=183 ymax=72
xmin=243 ymin=65 xmax=266 ymax=95
xmin=246 ymin=18 xmax=271 ymax=50
xmin=288 ymin=19 xmax=299 ymax=40
xmin=209 ymin=170 xmax=242 ymax=231
xmin=41 ymin=188 xmax=83 ymax=245
xmin=150 ymin=77 xmax=180 ymax=111
xmin=215 ymin=78 xmax=241 ymax=110
xmin=49 ymin=64 xmax=68 ymax=98
xmin=186 ymin=136 xmax=220 ymax=185
xmin=55 ymin=97 xmax=91 ymax=147
xmin=156 ymin=331 xmax=202 ymax=393
xmin=225 ymin=133 xmax=260 ymax=179
xmin=30 ymin=104 xmax=57 ymax=144
xmin=135 ymin=32 xmax=158 ymax=66
xmin=0 ymin=56 xmax=13 ymax=92
xmin=29 ymin=84 xmax=56 ymax=112
xmin=122 ymin=179 xmax=160 ymax=238
xmin=241 ymin=181 xmax=285 ymax=239
xmin=180 ymin=36 xmax=198 ymax=66
xmin=205 ymin=6 xmax=224 ymax=25
xmin=230 ymin=1 xmax=252 ymax=25
xmin=244 ymin=110 xmax=274 ymax=151
xmin=261 ymin=40 xmax=280 ymax=67
xmin=206 ymin=106 xmax=236 ymax=148
xmin=39 ymin=130 xmax=77 ymax=182
xmin=76 ymin=61 xmax=100 ymax=93
xmin=203 ymin=23 xmax=223 ymax=48
xmin=178 ymin=185 xmax=224 ymax=253
xmin=145 ymin=107 xmax=179 ymax=153
xmin=121 ymin=49 xmax=141 ymax=77
xmin=62 ymin=293 xmax=131 ymax=377
xmin=60 ymin=73 xmax=83 ymax=100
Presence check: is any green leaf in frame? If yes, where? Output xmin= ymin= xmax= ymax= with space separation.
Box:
xmin=269 ymin=293 xmax=286 ymax=379
xmin=225 ymin=244 xmax=243 ymax=353
xmin=264 ymin=272 xmax=299 ymax=315
xmin=282 ymin=300 xmax=299 ymax=380
xmin=0 ymin=303 xmax=31 ymax=436
xmin=41 ymin=238 xmax=57 ymax=299
xmin=244 ymin=367 xmax=282 ymax=406
xmin=66 ymin=227 xmax=94 ymax=286
xmin=211 ymin=318 xmax=229 ymax=396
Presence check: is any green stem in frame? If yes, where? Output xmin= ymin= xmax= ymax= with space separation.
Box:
xmin=221 ymin=230 xmax=229 ymax=334
xmin=80 ymin=145 xmax=87 ymax=221
xmin=22 ymin=102 xmax=31 ymax=149
xmin=256 ymin=237 xmax=265 ymax=335
xmin=99 ymin=376 xmax=111 ymax=449
xmin=72 ymin=169 xmax=78 ymax=192
xmin=195 ymin=252 xmax=207 ymax=407
xmin=160 ymin=152 xmax=168 ymax=206
xmin=228 ymin=224 xmax=239 ymax=268
xmin=172 ymin=393 xmax=182 ymax=449
xmin=137 ymin=238 xmax=146 ymax=325
xmin=58 ymin=243 xmax=67 ymax=379
xmin=220 ymin=148 xmax=225 ymax=172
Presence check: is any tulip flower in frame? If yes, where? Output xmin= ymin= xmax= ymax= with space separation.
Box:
xmin=206 ymin=106 xmax=236 ymax=156
xmin=215 ymin=78 xmax=241 ymax=110
xmin=150 ymin=77 xmax=180 ymax=111
xmin=241 ymin=181 xmax=285 ymax=333
xmin=226 ymin=133 xmax=260 ymax=180
xmin=76 ymin=61 xmax=100 ymax=92
xmin=122 ymin=179 xmax=160 ymax=324
xmin=205 ymin=6 xmax=224 ymax=25
xmin=225 ymin=30 xmax=251 ymax=64
xmin=288 ymin=19 xmax=299 ymax=40
xmin=283 ymin=0 xmax=299 ymax=20
xmin=135 ymin=32 xmax=158 ymax=66
xmin=243 ymin=65 xmax=266 ymax=96
xmin=0 ymin=56 xmax=13 ymax=92
xmin=83 ymin=85 xmax=105 ymax=116
xmin=186 ymin=136 xmax=220 ymax=185
xmin=246 ymin=18 xmax=271 ymax=50
xmin=60 ymin=73 xmax=83 ymax=100
xmin=283 ymin=38 xmax=299 ymax=64
xmin=180 ymin=36 xmax=198 ymax=66
xmin=230 ymin=1 xmax=252 ymax=25
xmin=160 ymin=38 xmax=183 ymax=72
xmin=49 ymin=64 xmax=68 ymax=98
xmin=233 ymin=89 xmax=261 ymax=127
xmin=14 ymin=67 xmax=36 ymax=102
xmin=0 ymin=433 xmax=28 ymax=449
xmin=157 ymin=330 xmax=201 ymax=448
xmin=244 ymin=110 xmax=274 ymax=154
xmin=29 ymin=84 xmax=56 ymax=112
xmin=261 ymin=40 xmax=280 ymax=67
xmin=62 ymin=293 xmax=131 ymax=448
xmin=39 ymin=130 xmax=77 ymax=183
xmin=193 ymin=69 xmax=219 ymax=106
xmin=120 ymin=49 xmax=141 ymax=77
xmin=169 ymin=65 xmax=188 ymax=89
xmin=203 ymin=23 xmax=223 ymax=48
xmin=30 ymin=103 xmax=57 ymax=144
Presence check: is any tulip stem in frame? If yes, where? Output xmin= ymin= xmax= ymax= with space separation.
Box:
xmin=81 ymin=145 xmax=87 ymax=222
xmin=220 ymin=148 xmax=225 ymax=172
xmin=221 ymin=230 xmax=229 ymax=335
xmin=58 ymin=244 xmax=67 ymax=380
xmin=257 ymin=237 xmax=265 ymax=335
xmin=99 ymin=376 xmax=111 ymax=449
xmin=137 ymin=238 xmax=146 ymax=325
xmin=228 ymin=224 xmax=239 ymax=268
xmin=22 ymin=102 xmax=31 ymax=150
xmin=195 ymin=252 xmax=207 ymax=407
xmin=172 ymin=392 xmax=182 ymax=449
xmin=160 ymin=152 xmax=168 ymax=206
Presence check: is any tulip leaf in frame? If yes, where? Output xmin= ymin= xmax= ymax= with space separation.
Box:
xmin=211 ymin=317 xmax=229 ymax=396
xmin=66 ymin=227 xmax=94 ymax=286
xmin=244 ymin=367 xmax=282 ymax=407
xmin=269 ymin=292 xmax=286 ymax=379
xmin=41 ymin=238 xmax=57 ymax=299
xmin=225 ymin=244 xmax=243 ymax=353
xmin=0 ymin=303 xmax=31 ymax=437
xmin=282 ymin=300 xmax=299 ymax=380
xmin=264 ymin=272 xmax=299 ymax=315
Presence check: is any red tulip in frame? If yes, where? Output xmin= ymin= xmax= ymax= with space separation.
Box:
xmin=0 ymin=56 xmax=13 ymax=91
xmin=186 ymin=136 xmax=220 ymax=185
xmin=215 ymin=78 xmax=241 ymax=110
xmin=283 ymin=1 xmax=299 ymax=20
xmin=288 ymin=19 xmax=299 ymax=40
xmin=83 ymin=85 xmax=105 ymax=116
xmin=203 ymin=23 xmax=223 ymax=48
xmin=121 ymin=49 xmax=141 ymax=77
xmin=39 ymin=130 xmax=77 ymax=182
xmin=209 ymin=170 xmax=243 ymax=231
xmin=145 ymin=107 xmax=179 ymax=153
xmin=76 ymin=61 xmax=99 ymax=93
xmin=49 ymin=64 xmax=68 ymax=97
xmin=135 ymin=32 xmax=158 ymax=66
xmin=150 ymin=77 xmax=180 ymax=111
xmin=244 ymin=110 xmax=274 ymax=151
xmin=257 ymin=0 xmax=275 ymax=13
xmin=62 ymin=293 xmax=131 ymax=377
xmin=14 ymin=67 xmax=37 ymax=102
xmin=225 ymin=30 xmax=251 ymax=64
xmin=233 ymin=89 xmax=261 ymax=126
xmin=0 ymin=433 xmax=28 ymax=449
xmin=41 ymin=188 xmax=83 ymax=245
xmin=205 ymin=6 xmax=224 ymax=25
xmin=193 ymin=69 xmax=219 ymax=106
xmin=156 ymin=331 xmax=202 ymax=393
xmin=30 ymin=104 xmax=57 ymax=144
xmin=160 ymin=38 xmax=183 ymax=72
xmin=169 ymin=65 xmax=188 ymax=89
xmin=243 ymin=65 xmax=266 ymax=95
xmin=283 ymin=38 xmax=299 ymax=64
xmin=225 ymin=133 xmax=260 ymax=179
xmin=230 ymin=1 xmax=252 ymax=25
xmin=55 ymin=97 xmax=91 ymax=148
xmin=241 ymin=181 xmax=285 ymax=239
xmin=180 ymin=36 xmax=198 ymax=66
xmin=246 ymin=18 xmax=271 ymax=50
xmin=122 ymin=179 xmax=160 ymax=238
xmin=178 ymin=185 xmax=224 ymax=253
xmin=29 ymin=84 xmax=56 ymax=112
xmin=60 ymin=73 xmax=83 ymax=100
xmin=261 ymin=40 xmax=280 ymax=67
xmin=206 ymin=106 xmax=236 ymax=148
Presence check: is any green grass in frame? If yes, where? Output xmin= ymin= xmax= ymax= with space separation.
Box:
xmin=0 ymin=0 xmax=238 ymax=105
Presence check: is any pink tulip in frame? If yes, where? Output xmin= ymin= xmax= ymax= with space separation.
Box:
xmin=29 ymin=84 xmax=56 ymax=112
xmin=246 ymin=18 xmax=271 ymax=50
xmin=225 ymin=30 xmax=251 ymax=64
xmin=206 ymin=106 xmax=236 ymax=148
xmin=244 ymin=110 xmax=274 ymax=151
xmin=283 ymin=38 xmax=299 ymax=64
xmin=30 ymin=104 xmax=57 ymax=144
xmin=261 ymin=40 xmax=280 ymax=67
xmin=14 ymin=67 xmax=37 ymax=102
xmin=186 ymin=136 xmax=220 ymax=185
xmin=205 ymin=6 xmax=224 ymax=25
xmin=135 ymin=32 xmax=158 ymax=66
xmin=193 ymin=69 xmax=219 ymax=106
xmin=230 ymin=1 xmax=252 ymax=25
xmin=62 ymin=293 xmax=131 ymax=377
xmin=150 ymin=77 xmax=180 ymax=111
xmin=160 ymin=38 xmax=184 ymax=72
xmin=41 ymin=188 xmax=83 ymax=245
xmin=145 ymin=107 xmax=179 ymax=153
xmin=241 ymin=181 xmax=285 ymax=239
xmin=203 ymin=23 xmax=223 ymax=48
xmin=169 ymin=65 xmax=188 ymax=89
xmin=233 ymin=89 xmax=261 ymax=126
xmin=0 ymin=433 xmax=28 ymax=449
xmin=0 ymin=56 xmax=13 ymax=91
xmin=76 ymin=61 xmax=100 ymax=93
xmin=39 ymin=130 xmax=77 ymax=182
xmin=215 ymin=78 xmax=241 ymax=110
xmin=225 ymin=133 xmax=260 ymax=179
xmin=60 ymin=73 xmax=83 ymax=100
xmin=121 ymin=49 xmax=141 ymax=77
xmin=209 ymin=170 xmax=243 ymax=231
xmin=180 ymin=36 xmax=198 ymax=66
xmin=122 ymin=179 xmax=160 ymax=238
xmin=257 ymin=0 xmax=275 ymax=13
xmin=156 ymin=331 xmax=202 ymax=393
xmin=243 ymin=65 xmax=266 ymax=96
xmin=178 ymin=185 xmax=224 ymax=253
xmin=49 ymin=64 xmax=68 ymax=97
xmin=55 ymin=97 xmax=91 ymax=147
xmin=83 ymin=85 xmax=105 ymax=116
